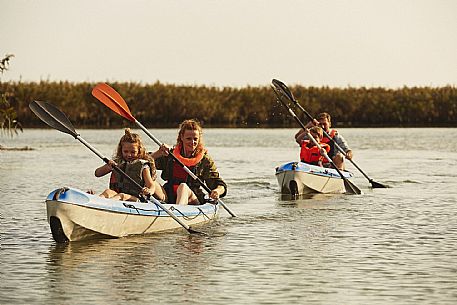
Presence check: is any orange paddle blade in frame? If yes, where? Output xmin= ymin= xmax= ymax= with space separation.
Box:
xmin=92 ymin=83 xmax=135 ymax=122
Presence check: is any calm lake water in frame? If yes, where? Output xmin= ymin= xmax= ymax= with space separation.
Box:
xmin=1 ymin=128 xmax=457 ymax=304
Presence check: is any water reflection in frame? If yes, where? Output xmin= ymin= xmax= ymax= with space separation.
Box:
xmin=3 ymin=128 xmax=457 ymax=304
xmin=45 ymin=231 xmax=222 ymax=303
xmin=278 ymin=192 xmax=339 ymax=202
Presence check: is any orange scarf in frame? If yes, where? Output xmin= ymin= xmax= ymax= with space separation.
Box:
xmin=172 ymin=144 xmax=206 ymax=167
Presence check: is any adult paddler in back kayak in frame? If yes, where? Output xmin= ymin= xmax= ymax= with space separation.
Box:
xmin=150 ymin=119 xmax=227 ymax=205
xmin=295 ymin=112 xmax=353 ymax=170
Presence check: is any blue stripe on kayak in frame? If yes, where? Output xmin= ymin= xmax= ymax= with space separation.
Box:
xmin=46 ymin=187 xmax=218 ymax=217
xmin=275 ymin=161 xmax=353 ymax=179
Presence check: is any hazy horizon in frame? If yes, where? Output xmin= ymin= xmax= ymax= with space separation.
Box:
xmin=2 ymin=0 xmax=456 ymax=89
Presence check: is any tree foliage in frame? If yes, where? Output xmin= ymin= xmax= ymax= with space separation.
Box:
xmin=1 ymin=54 xmax=23 ymax=138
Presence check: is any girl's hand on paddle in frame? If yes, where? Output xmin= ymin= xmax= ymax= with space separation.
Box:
xmin=346 ymin=150 xmax=353 ymax=160
xmin=107 ymin=160 xmax=117 ymax=169
xmin=305 ymin=119 xmax=319 ymax=128
xmin=95 ymin=160 xmax=117 ymax=177
xmin=319 ymin=148 xmax=327 ymax=156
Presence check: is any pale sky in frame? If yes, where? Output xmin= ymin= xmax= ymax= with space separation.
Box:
xmin=1 ymin=0 xmax=456 ymax=88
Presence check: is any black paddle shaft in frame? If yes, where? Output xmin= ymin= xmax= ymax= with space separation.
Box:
xmin=92 ymin=84 xmax=236 ymax=217
xmin=29 ymin=101 xmax=148 ymax=200
xmin=29 ymin=100 xmax=203 ymax=233
xmin=271 ymin=79 xmax=387 ymax=189
xmin=271 ymin=85 xmax=362 ymax=195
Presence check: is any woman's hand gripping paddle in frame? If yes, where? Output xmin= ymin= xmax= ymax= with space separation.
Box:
xmin=271 ymin=79 xmax=388 ymax=189
xmin=271 ymin=82 xmax=362 ymax=195
xmin=29 ymin=100 xmax=203 ymax=234
xmin=92 ymin=83 xmax=237 ymax=217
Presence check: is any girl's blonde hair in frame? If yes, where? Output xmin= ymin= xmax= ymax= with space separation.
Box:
xmin=309 ymin=126 xmax=323 ymax=140
xmin=176 ymin=119 xmax=204 ymax=155
xmin=114 ymin=128 xmax=156 ymax=179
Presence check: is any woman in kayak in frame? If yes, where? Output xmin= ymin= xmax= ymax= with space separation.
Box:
xmin=150 ymin=119 xmax=227 ymax=205
xmin=94 ymin=128 xmax=166 ymax=202
xmin=298 ymin=126 xmax=330 ymax=167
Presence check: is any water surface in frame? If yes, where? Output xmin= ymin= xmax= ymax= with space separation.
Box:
xmin=1 ymin=128 xmax=456 ymax=304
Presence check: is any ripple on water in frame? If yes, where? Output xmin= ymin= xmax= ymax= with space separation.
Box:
xmin=2 ymin=128 xmax=457 ymax=304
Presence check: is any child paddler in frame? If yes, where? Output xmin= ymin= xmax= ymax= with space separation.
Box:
xmin=297 ymin=126 xmax=330 ymax=167
xmin=295 ymin=112 xmax=353 ymax=170
xmin=94 ymin=128 xmax=166 ymax=202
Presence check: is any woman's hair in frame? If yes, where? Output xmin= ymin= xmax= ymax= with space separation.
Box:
xmin=176 ymin=119 xmax=204 ymax=155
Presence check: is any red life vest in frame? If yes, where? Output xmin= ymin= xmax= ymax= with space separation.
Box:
xmin=321 ymin=129 xmax=337 ymax=144
xmin=170 ymin=144 xmax=206 ymax=194
xmin=320 ymin=129 xmax=337 ymax=162
xmin=300 ymin=140 xmax=330 ymax=165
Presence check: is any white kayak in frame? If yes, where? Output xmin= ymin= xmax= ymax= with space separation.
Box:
xmin=45 ymin=187 xmax=219 ymax=242
xmin=275 ymin=161 xmax=354 ymax=195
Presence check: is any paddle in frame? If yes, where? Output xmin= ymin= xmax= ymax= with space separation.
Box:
xmin=272 ymin=79 xmax=388 ymax=189
xmin=271 ymin=83 xmax=362 ymax=195
xmin=92 ymin=83 xmax=237 ymax=217
xmin=29 ymin=100 xmax=203 ymax=234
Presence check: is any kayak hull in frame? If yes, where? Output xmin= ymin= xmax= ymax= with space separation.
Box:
xmin=275 ymin=161 xmax=353 ymax=195
xmin=45 ymin=187 xmax=219 ymax=242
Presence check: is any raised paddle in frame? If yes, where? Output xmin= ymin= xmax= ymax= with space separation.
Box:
xmin=271 ymin=83 xmax=362 ymax=195
xmin=29 ymin=100 xmax=203 ymax=234
xmin=92 ymin=83 xmax=237 ymax=217
xmin=271 ymin=78 xmax=388 ymax=189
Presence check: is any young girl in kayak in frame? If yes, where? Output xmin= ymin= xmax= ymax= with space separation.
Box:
xmin=94 ymin=128 xmax=165 ymax=202
xmin=150 ymin=119 xmax=227 ymax=205
xmin=298 ymin=126 xmax=330 ymax=167
xmin=295 ymin=112 xmax=352 ymax=169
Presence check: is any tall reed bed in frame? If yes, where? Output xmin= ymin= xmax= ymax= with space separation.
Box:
xmin=1 ymin=81 xmax=456 ymax=127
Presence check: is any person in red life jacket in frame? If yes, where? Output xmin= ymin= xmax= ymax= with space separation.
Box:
xmin=150 ymin=119 xmax=227 ymax=205
xmin=295 ymin=112 xmax=353 ymax=170
xmin=94 ymin=128 xmax=166 ymax=202
xmin=298 ymin=126 xmax=330 ymax=166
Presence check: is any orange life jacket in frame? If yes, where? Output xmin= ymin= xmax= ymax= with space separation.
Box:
xmin=320 ymin=129 xmax=337 ymax=162
xmin=300 ymin=140 xmax=330 ymax=165
xmin=321 ymin=129 xmax=337 ymax=144
xmin=169 ymin=144 xmax=206 ymax=195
